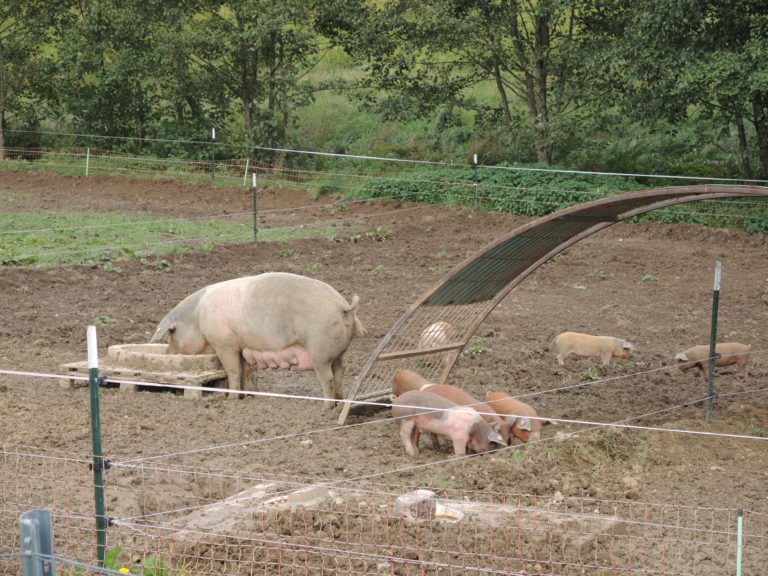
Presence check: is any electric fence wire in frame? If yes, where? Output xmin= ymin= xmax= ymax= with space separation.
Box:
xmin=10 ymin=127 xmax=768 ymax=185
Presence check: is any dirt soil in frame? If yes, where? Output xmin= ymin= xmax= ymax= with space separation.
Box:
xmin=1 ymin=170 xmax=767 ymax=516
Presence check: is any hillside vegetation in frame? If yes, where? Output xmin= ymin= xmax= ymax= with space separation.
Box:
xmin=4 ymin=1 xmax=768 ymax=180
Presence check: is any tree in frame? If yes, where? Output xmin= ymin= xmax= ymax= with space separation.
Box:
xmin=577 ymin=0 xmax=768 ymax=178
xmin=0 ymin=2 xmax=61 ymax=156
xmin=184 ymin=0 xmax=320 ymax=148
xmin=53 ymin=0 xmax=170 ymax=143
xmin=327 ymin=0 xmax=584 ymax=164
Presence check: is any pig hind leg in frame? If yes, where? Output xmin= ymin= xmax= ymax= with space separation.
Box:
xmin=737 ymin=358 xmax=749 ymax=378
xmin=331 ymin=355 xmax=345 ymax=400
xmin=399 ymin=420 xmax=419 ymax=456
xmin=313 ymin=363 xmax=338 ymax=411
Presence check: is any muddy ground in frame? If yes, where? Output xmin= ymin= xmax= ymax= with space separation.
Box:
xmin=1 ymin=170 xmax=767 ymax=520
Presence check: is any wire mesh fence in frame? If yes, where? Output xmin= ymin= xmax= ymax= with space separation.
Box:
xmin=3 ymin=135 xmax=768 ymax=575
xmin=3 ymin=140 xmax=768 ymax=271
xmin=4 ymin=140 xmax=768 ymax=227
xmin=2 ymin=441 xmax=766 ymax=576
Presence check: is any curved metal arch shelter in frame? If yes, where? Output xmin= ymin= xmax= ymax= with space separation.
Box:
xmin=338 ymin=184 xmax=768 ymax=424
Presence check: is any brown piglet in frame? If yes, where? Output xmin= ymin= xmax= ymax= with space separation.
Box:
xmin=484 ymin=392 xmax=553 ymax=444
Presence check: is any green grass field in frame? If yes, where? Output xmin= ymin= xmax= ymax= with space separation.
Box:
xmin=0 ymin=211 xmax=335 ymax=267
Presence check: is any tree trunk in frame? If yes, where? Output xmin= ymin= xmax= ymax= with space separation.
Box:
xmin=0 ymin=108 xmax=4 ymax=160
xmin=506 ymin=1 xmax=550 ymax=164
xmin=533 ymin=12 xmax=551 ymax=164
xmin=734 ymin=113 xmax=753 ymax=180
xmin=751 ymin=92 xmax=768 ymax=179
xmin=492 ymin=62 xmax=512 ymax=123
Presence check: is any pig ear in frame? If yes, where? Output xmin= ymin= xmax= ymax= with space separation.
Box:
xmin=542 ymin=419 xmax=555 ymax=427
xmin=488 ymin=429 xmax=505 ymax=446
xmin=150 ymin=317 xmax=173 ymax=342
xmin=489 ymin=421 xmax=501 ymax=432
xmin=517 ymin=417 xmax=533 ymax=432
xmin=505 ymin=415 xmax=518 ymax=427
xmin=675 ymin=352 xmax=688 ymax=362
xmin=622 ymin=341 xmax=633 ymax=349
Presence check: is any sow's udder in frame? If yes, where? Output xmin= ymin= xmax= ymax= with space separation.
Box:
xmin=242 ymin=344 xmax=314 ymax=371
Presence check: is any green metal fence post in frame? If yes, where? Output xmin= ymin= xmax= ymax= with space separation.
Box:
xmin=87 ymin=326 xmax=108 ymax=566
xmin=736 ymin=507 xmax=744 ymax=576
xmin=706 ymin=261 xmax=721 ymax=425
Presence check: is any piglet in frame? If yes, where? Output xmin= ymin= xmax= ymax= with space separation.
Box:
xmin=549 ymin=331 xmax=633 ymax=366
xmin=419 ymin=321 xmax=458 ymax=349
xmin=391 ymin=390 xmax=505 ymax=456
xmin=485 ymin=392 xmax=553 ymax=444
xmin=393 ymin=369 xmax=432 ymax=398
xmin=420 ymin=383 xmax=511 ymax=445
xmin=675 ymin=343 xmax=751 ymax=379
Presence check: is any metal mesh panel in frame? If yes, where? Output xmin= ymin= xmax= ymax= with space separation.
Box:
xmin=339 ymin=186 xmax=768 ymax=424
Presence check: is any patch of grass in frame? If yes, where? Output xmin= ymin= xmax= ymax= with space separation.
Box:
xmin=509 ymin=449 xmax=526 ymax=462
xmin=328 ymin=201 xmax=349 ymax=213
xmin=746 ymin=424 xmax=767 ymax=437
xmin=726 ymin=330 xmax=756 ymax=339
xmin=0 ymin=193 xmax=23 ymax=204
xmin=92 ymin=315 xmax=117 ymax=325
xmin=578 ymin=366 xmax=600 ymax=381
xmin=366 ymin=226 xmax=395 ymax=241
xmin=570 ymin=428 xmax=646 ymax=470
xmin=373 ymin=264 xmax=387 ymax=273
xmin=307 ymin=262 xmax=322 ymax=271
xmin=88 ymin=546 xmax=191 ymax=576
xmin=0 ymin=212 xmax=337 ymax=268
xmin=430 ymin=475 xmax=459 ymax=489
xmin=463 ymin=338 xmax=491 ymax=356
xmin=641 ymin=274 xmax=660 ymax=282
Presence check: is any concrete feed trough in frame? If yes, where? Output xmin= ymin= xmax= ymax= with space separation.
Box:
xmin=60 ymin=343 xmax=226 ymax=399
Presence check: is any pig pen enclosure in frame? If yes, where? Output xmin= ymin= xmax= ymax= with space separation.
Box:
xmin=1 ymin=171 xmax=768 ymax=575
